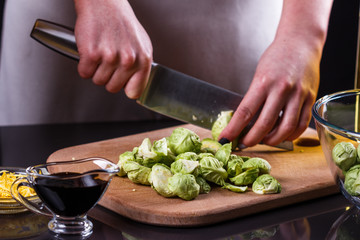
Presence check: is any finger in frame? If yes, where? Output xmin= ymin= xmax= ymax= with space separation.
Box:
xmin=241 ymin=91 xmax=288 ymax=147
xmin=77 ymin=51 xmax=100 ymax=79
xmin=218 ymin=88 xmax=266 ymax=142
xmin=121 ymin=62 xmax=151 ymax=98
xmin=286 ymin=95 xmax=314 ymax=141
xmin=91 ymin=49 xmax=120 ymax=86
xmin=262 ymin=96 xmax=303 ymax=145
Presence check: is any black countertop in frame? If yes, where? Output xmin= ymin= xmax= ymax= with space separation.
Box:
xmin=0 ymin=120 xmax=355 ymax=239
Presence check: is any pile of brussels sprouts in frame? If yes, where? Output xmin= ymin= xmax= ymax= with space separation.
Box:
xmin=117 ymin=127 xmax=281 ymax=201
xmin=332 ymin=141 xmax=360 ymax=196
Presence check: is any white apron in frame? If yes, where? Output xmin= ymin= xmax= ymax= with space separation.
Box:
xmin=0 ymin=0 xmax=282 ymax=125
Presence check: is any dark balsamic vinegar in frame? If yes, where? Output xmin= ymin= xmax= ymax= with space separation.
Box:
xmin=33 ymin=172 xmax=108 ymax=217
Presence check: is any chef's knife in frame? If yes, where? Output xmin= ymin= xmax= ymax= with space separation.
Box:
xmin=30 ymin=19 xmax=293 ymax=151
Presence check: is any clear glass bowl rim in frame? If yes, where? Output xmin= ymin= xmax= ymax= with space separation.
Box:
xmin=312 ymin=89 xmax=360 ymax=140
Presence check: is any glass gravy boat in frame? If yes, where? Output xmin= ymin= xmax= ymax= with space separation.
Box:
xmin=11 ymin=157 xmax=119 ymax=238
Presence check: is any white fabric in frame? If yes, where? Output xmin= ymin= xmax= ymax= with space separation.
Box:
xmin=0 ymin=0 xmax=282 ymax=126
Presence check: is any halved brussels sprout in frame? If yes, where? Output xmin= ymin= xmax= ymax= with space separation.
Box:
xmin=168 ymin=173 xmax=200 ymax=200
xmin=169 ymin=127 xmax=202 ymax=155
xmin=199 ymin=156 xmax=228 ymax=186
xmin=226 ymin=155 xmax=244 ymax=178
xmin=211 ymin=111 xmax=239 ymax=149
xmin=117 ymin=151 xmax=135 ymax=177
xmin=196 ymin=176 xmax=211 ymax=194
xmin=215 ymin=143 xmax=232 ymax=166
xmin=148 ymin=164 xmax=176 ymax=197
xmin=344 ymin=164 xmax=360 ymax=196
xmin=242 ymin=157 xmax=271 ymax=174
xmin=230 ymin=168 xmax=259 ymax=186
xmin=175 ymin=152 xmax=199 ymax=161
xmin=252 ymin=174 xmax=281 ymax=194
xmin=151 ymin=137 xmax=176 ymax=166
xmin=198 ymin=152 xmax=215 ymax=160
xmin=222 ymin=183 xmax=248 ymax=193
xmin=171 ymin=159 xmax=200 ymax=176
xmin=201 ymin=138 xmax=222 ymax=154
xmin=332 ymin=142 xmax=357 ymax=171
xmin=123 ymin=161 xmax=151 ymax=185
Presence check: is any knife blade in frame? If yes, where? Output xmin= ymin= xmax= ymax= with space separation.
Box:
xmin=30 ymin=19 xmax=293 ymax=151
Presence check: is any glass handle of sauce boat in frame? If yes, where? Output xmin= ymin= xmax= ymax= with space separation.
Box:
xmin=10 ymin=177 xmax=52 ymax=217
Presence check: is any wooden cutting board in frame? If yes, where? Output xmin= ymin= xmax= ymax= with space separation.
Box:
xmin=47 ymin=124 xmax=338 ymax=227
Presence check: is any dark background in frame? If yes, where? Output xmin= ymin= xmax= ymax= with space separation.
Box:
xmin=0 ymin=0 xmax=359 ymax=101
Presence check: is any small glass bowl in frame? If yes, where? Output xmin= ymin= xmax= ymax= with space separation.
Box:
xmin=0 ymin=167 xmax=39 ymax=214
xmin=313 ymin=89 xmax=360 ymax=208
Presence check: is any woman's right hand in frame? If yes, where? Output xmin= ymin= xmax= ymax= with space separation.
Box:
xmin=73 ymin=0 xmax=153 ymax=99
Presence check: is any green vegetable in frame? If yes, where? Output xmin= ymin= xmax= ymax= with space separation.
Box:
xmin=215 ymin=143 xmax=232 ymax=166
xmin=211 ymin=110 xmax=239 ymax=149
xmin=344 ymin=164 xmax=360 ymax=196
xmin=199 ymin=156 xmax=228 ymax=185
xmin=171 ymin=159 xmax=200 ymax=176
xmin=175 ymin=152 xmax=199 ymax=161
xmin=230 ymin=168 xmax=259 ymax=186
xmin=168 ymin=173 xmax=200 ymax=200
xmin=222 ymin=183 xmax=248 ymax=193
xmin=211 ymin=110 xmax=233 ymax=141
xmin=117 ymin=151 xmax=135 ymax=177
xmin=226 ymin=155 xmax=244 ymax=178
xmin=332 ymin=142 xmax=357 ymax=171
xmin=252 ymin=174 xmax=281 ymax=194
xmin=123 ymin=161 xmax=151 ymax=185
xmin=200 ymin=138 xmax=222 ymax=154
xmin=151 ymin=137 xmax=176 ymax=166
xmin=169 ymin=127 xmax=202 ymax=155
xmin=242 ymin=157 xmax=271 ymax=174
xmin=196 ymin=176 xmax=211 ymax=194
xmin=148 ymin=164 xmax=176 ymax=197
xmin=198 ymin=152 xmax=214 ymax=160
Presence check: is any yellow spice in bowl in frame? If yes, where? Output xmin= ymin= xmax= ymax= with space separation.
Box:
xmin=0 ymin=170 xmax=36 ymax=198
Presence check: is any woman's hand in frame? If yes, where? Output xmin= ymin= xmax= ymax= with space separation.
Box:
xmin=219 ymin=0 xmax=333 ymax=147
xmin=73 ymin=0 xmax=153 ymax=99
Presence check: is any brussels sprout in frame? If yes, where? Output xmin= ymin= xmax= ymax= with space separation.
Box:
xmin=226 ymin=155 xmax=244 ymax=178
xmin=199 ymin=156 xmax=228 ymax=186
xmin=211 ymin=110 xmax=233 ymax=141
xmin=148 ymin=164 xmax=176 ymax=197
xmin=344 ymin=164 xmax=360 ymax=196
xmin=117 ymin=151 xmax=135 ymax=177
xmin=169 ymin=127 xmax=202 ymax=155
xmin=168 ymin=173 xmax=200 ymax=200
xmin=252 ymin=174 xmax=281 ymax=194
xmin=175 ymin=152 xmax=199 ymax=161
xmin=151 ymin=137 xmax=176 ymax=166
xmin=222 ymin=183 xmax=248 ymax=193
xmin=230 ymin=168 xmax=259 ymax=186
xmin=198 ymin=152 xmax=214 ymax=160
xmin=138 ymin=138 xmax=157 ymax=159
xmin=171 ymin=159 xmax=200 ymax=176
xmin=195 ymin=176 xmax=211 ymax=194
xmin=240 ymin=156 xmax=251 ymax=162
xmin=215 ymin=143 xmax=232 ymax=166
xmin=332 ymin=142 xmax=357 ymax=171
xmin=242 ymin=157 xmax=271 ymax=174
xmin=211 ymin=110 xmax=239 ymax=149
xmin=200 ymin=138 xmax=222 ymax=154
xmin=123 ymin=161 xmax=151 ymax=185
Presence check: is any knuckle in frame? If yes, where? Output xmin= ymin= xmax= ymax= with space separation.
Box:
xmin=103 ymin=49 xmax=119 ymax=65
xmin=121 ymin=52 xmax=137 ymax=70
xmin=234 ymin=105 xmax=254 ymax=123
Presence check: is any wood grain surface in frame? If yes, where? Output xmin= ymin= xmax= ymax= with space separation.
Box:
xmin=47 ymin=124 xmax=339 ymax=227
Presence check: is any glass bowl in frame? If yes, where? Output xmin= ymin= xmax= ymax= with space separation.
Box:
xmin=0 ymin=167 xmax=39 ymax=214
xmin=313 ymin=89 xmax=360 ymax=208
